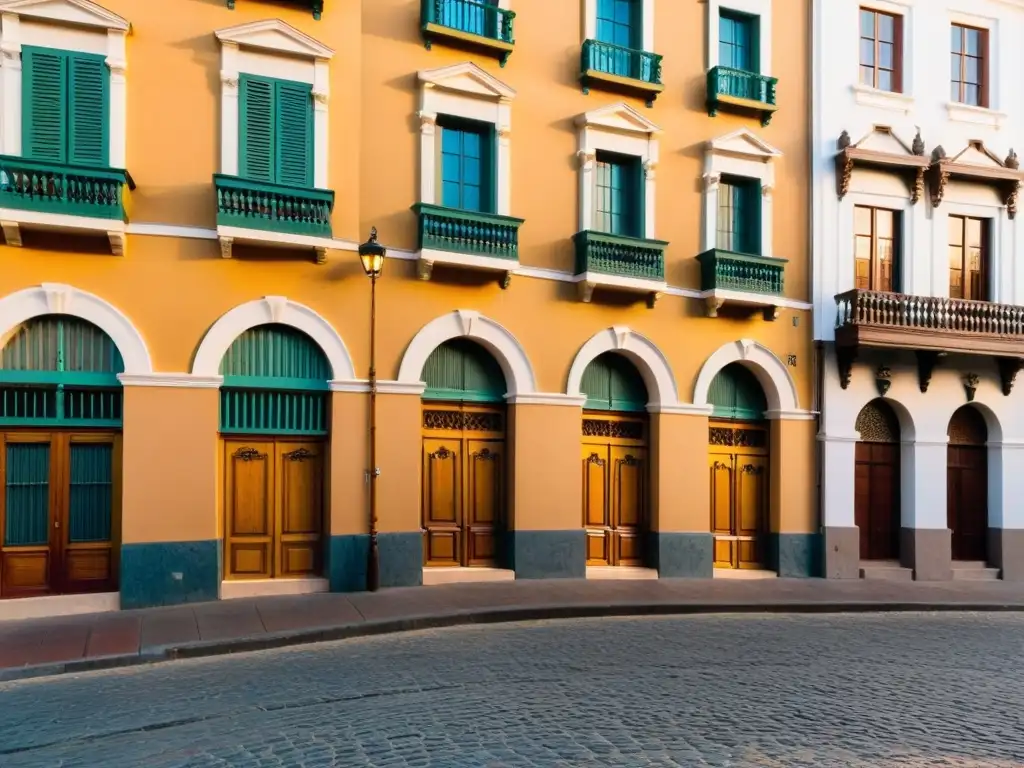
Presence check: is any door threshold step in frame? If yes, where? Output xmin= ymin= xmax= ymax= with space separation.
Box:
xmin=0 ymin=591 xmax=120 ymax=622
xmin=220 ymin=577 xmax=329 ymax=600
xmin=859 ymin=562 xmax=913 ymax=581
xmin=586 ymin=566 xmax=659 ymax=580
xmin=952 ymin=566 xmax=1001 ymax=581
xmin=713 ymin=568 xmax=777 ymax=579
xmin=422 ymin=567 xmax=516 ymax=586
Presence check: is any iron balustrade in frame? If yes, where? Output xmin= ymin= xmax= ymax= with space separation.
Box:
xmin=706 ymin=66 xmax=778 ymax=125
xmin=414 ymin=203 xmax=524 ymax=260
xmin=0 ymin=156 xmax=127 ymax=220
xmin=422 ymin=0 xmax=515 ymax=43
xmin=573 ymin=230 xmax=666 ymax=281
xmin=214 ymin=175 xmax=334 ymax=238
xmin=697 ymin=249 xmax=786 ymax=295
xmin=581 ymin=39 xmax=662 ymax=85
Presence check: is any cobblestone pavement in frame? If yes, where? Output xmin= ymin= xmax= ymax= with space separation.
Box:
xmin=1 ymin=613 xmax=1023 ymax=767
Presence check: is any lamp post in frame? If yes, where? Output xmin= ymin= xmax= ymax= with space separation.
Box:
xmin=358 ymin=227 xmax=386 ymax=592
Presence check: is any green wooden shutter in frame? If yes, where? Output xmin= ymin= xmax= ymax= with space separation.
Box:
xmin=748 ymin=180 xmax=762 ymax=255
xmin=581 ymin=352 xmax=647 ymax=412
xmin=68 ymin=442 xmax=113 ymax=543
xmin=275 ymin=80 xmax=313 ymax=187
xmin=423 ymin=339 xmax=506 ymax=403
xmin=4 ymin=443 xmax=50 ymax=546
xmin=631 ymin=156 xmax=645 ymax=239
xmin=68 ymin=52 xmax=109 ymax=166
xmin=22 ymin=47 xmax=67 ymax=163
xmin=240 ymin=75 xmax=275 ymax=182
xmin=709 ymin=363 xmax=767 ymax=420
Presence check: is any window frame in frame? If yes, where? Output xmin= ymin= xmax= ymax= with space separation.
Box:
xmin=950 ymin=22 xmax=988 ymax=108
xmin=436 ymin=115 xmax=495 ymax=214
xmin=853 ymin=205 xmax=900 ymax=293
xmin=717 ymin=175 xmax=761 ymax=255
xmin=719 ymin=9 xmax=758 ymax=73
xmin=706 ymin=0 xmax=772 ymax=77
xmin=593 ymin=149 xmax=643 ymax=238
xmin=584 ymin=0 xmax=654 ymax=53
xmin=858 ymin=7 xmax=903 ymax=93
xmin=947 ymin=214 xmax=989 ymax=302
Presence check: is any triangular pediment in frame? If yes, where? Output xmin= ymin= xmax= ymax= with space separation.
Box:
xmin=0 ymin=0 xmax=128 ymax=31
xmin=946 ymin=140 xmax=1007 ymax=169
xmin=852 ymin=126 xmax=917 ymax=156
xmin=708 ymin=128 xmax=781 ymax=160
xmin=576 ymin=103 xmax=660 ymax=135
xmin=418 ymin=62 xmax=516 ymax=100
xmin=215 ymin=19 xmax=334 ymax=60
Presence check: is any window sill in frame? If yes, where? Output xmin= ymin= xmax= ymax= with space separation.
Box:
xmin=946 ymin=101 xmax=1007 ymax=128
xmin=216 ymin=225 xmax=332 ymax=263
xmin=851 ymin=84 xmax=914 ymax=113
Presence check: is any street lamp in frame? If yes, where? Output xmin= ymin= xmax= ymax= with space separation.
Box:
xmin=358 ymin=227 xmax=386 ymax=592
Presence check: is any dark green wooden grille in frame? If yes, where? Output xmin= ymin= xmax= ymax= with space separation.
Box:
xmin=219 ymin=324 xmax=330 ymax=435
xmin=709 ymin=362 xmax=767 ymax=420
xmin=423 ymin=338 xmax=506 ymax=402
xmin=581 ymin=352 xmax=648 ymax=412
xmin=0 ymin=316 xmax=123 ymax=427
xmin=68 ymin=442 xmax=112 ymax=542
xmin=4 ymin=443 xmax=50 ymax=546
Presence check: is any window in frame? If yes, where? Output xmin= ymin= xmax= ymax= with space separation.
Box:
xmin=439 ymin=118 xmax=493 ymax=213
xmin=950 ymin=24 xmax=986 ymax=107
xmin=439 ymin=0 xmax=499 ymax=37
xmin=716 ymin=177 xmax=760 ymax=254
xmin=948 ymin=215 xmax=988 ymax=300
xmin=596 ymin=0 xmax=639 ymax=48
xmin=594 ymin=151 xmax=642 ymax=237
xmin=720 ymin=11 xmax=757 ymax=72
xmin=239 ymin=74 xmax=313 ymax=188
xmin=854 ymin=206 xmax=898 ymax=292
xmin=22 ymin=46 xmax=109 ymax=167
xmin=859 ymin=8 xmax=901 ymax=92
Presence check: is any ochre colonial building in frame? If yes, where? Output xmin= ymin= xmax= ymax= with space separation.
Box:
xmin=0 ymin=0 xmax=814 ymax=616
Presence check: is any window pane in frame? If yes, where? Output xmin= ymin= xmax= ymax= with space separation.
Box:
xmin=950 ymin=54 xmax=961 ymax=81
xmin=878 ymin=13 xmax=894 ymax=42
xmin=965 ymin=57 xmax=979 ymax=84
xmin=861 ymin=66 xmax=876 ymax=87
xmin=965 ymin=28 xmax=981 ymax=56
xmin=951 ymin=81 xmax=961 ymax=102
xmin=854 ymin=206 xmax=872 ymax=235
xmin=860 ymin=39 xmax=875 ymax=67
xmin=949 ymin=216 xmax=964 ymax=246
xmin=879 ymin=42 xmax=893 ymax=69
xmin=966 ymin=217 xmax=982 ymax=247
xmin=876 ymin=210 xmax=893 ymax=238
xmin=462 ymin=185 xmax=480 ymax=212
xmin=965 ymin=84 xmax=979 ymax=106
xmin=463 ymin=157 xmax=481 ymax=186
xmin=720 ymin=16 xmax=734 ymax=44
xmin=442 ymin=180 xmax=461 ymax=208
xmin=441 ymin=153 xmax=461 ymax=184
xmin=860 ymin=10 xmax=875 ymax=37
xmin=878 ymin=70 xmax=893 ymax=92
xmin=951 ymin=25 xmax=962 ymax=53
xmin=855 ymin=235 xmax=871 ymax=261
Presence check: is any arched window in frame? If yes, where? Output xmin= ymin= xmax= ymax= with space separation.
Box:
xmin=580 ymin=352 xmax=648 ymax=412
xmin=423 ymin=338 xmax=506 ymax=403
xmin=219 ymin=324 xmax=330 ymax=435
xmin=708 ymin=363 xmax=767 ymax=420
xmin=855 ymin=399 xmax=901 ymax=443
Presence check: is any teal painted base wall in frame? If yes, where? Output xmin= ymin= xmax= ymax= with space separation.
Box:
xmin=648 ymin=532 xmax=714 ymax=577
xmin=329 ymin=532 xmax=423 ymax=591
xmin=120 ymin=540 xmax=220 ymax=609
xmin=768 ymin=533 xmax=821 ymax=578
xmin=509 ymin=530 xmax=585 ymax=579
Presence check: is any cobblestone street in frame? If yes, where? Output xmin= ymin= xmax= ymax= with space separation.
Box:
xmin=1 ymin=613 xmax=1023 ymax=767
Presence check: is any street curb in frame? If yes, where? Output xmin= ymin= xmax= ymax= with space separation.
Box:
xmin=1 ymin=600 xmax=1022 ymax=683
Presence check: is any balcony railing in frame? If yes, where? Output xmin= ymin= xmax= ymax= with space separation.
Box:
xmin=414 ymin=203 xmax=524 ymax=260
xmin=581 ymin=40 xmax=663 ymax=105
xmin=421 ymin=0 xmax=515 ymax=64
xmin=0 ymin=156 xmax=127 ymax=220
xmin=706 ymin=66 xmax=778 ymax=126
xmin=573 ymin=230 xmax=666 ymax=281
xmin=697 ymin=249 xmax=786 ymax=295
xmin=214 ymin=175 xmax=334 ymax=238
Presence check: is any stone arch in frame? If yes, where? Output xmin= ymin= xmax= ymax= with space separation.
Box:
xmin=397 ymin=310 xmax=537 ymax=396
xmin=192 ymin=296 xmax=355 ymax=380
xmin=0 ymin=283 xmax=152 ymax=374
xmin=947 ymin=401 xmax=1002 ymax=445
xmin=566 ymin=327 xmax=678 ymax=408
xmin=855 ymin=398 xmax=903 ymax=443
xmin=693 ymin=339 xmax=797 ymax=414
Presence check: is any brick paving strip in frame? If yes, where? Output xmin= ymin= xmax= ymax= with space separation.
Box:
xmin=1 ymin=578 xmax=1022 ymax=683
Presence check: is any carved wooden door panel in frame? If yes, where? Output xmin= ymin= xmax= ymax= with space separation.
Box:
xmin=611 ymin=445 xmax=646 ymax=566
xmin=582 ymin=444 xmax=611 ymax=565
xmin=734 ymin=455 xmax=767 ymax=568
xmin=708 ymin=422 xmax=769 ymax=570
xmin=422 ymin=437 xmax=461 ymax=566
xmin=948 ymin=445 xmax=987 ymax=562
xmin=855 ymin=442 xmax=899 ymax=560
xmin=465 ymin=439 xmax=502 ymax=566
xmin=275 ymin=441 xmax=323 ymax=578
xmin=61 ymin=433 xmax=119 ymax=595
xmin=0 ymin=432 xmax=58 ymax=597
xmin=709 ymin=455 xmax=735 ymax=568
xmin=224 ymin=440 xmax=275 ymax=579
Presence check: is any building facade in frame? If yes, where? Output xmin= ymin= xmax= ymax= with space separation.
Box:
xmin=813 ymin=0 xmax=1024 ymax=581
xmin=0 ymin=0 xmax=814 ymax=617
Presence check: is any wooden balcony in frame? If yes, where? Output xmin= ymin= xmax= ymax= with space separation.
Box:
xmin=573 ymin=230 xmax=667 ymax=307
xmin=0 ymin=155 xmax=131 ymax=254
xmin=834 ymin=288 xmax=1024 ymax=394
xmin=580 ymin=40 xmax=664 ymax=107
xmin=413 ymin=203 xmax=525 ymax=286
xmin=421 ymin=0 xmax=516 ymax=66
xmin=214 ymin=174 xmax=335 ymax=262
xmin=706 ymin=66 xmax=778 ymax=126
xmin=696 ymin=248 xmax=787 ymax=320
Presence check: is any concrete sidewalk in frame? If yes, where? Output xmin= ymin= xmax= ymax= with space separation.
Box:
xmin=2 ymin=577 xmax=1023 ymax=683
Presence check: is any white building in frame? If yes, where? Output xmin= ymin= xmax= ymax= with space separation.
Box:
xmin=812 ymin=0 xmax=1024 ymax=581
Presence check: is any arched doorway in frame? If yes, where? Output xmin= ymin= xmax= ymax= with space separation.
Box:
xmin=219 ymin=324 xmax=328 ymax=582
xmin=421 ymin=338 xmax=507 ymax=568
xmin=708 ymin=363 xmax=769 ymax=570
xmin=0 ymin=316 xmax=123 ymax=598
xmin=855 ymin=399 xmax=901 ymax=561
xmin=947 ymin=406 xmax=988 ymax=562
xmin=580 ymin=352 xmax=648 ymax=567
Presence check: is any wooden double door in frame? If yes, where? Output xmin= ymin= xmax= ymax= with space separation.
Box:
xmin=223 ymin=437 xmax=324 ymax=580
xmin=854 ymin=441 xmax=900 ymax=560
xmin=0 ymin=431 xmax=120 ymax=599
xmin=422 ymin=404 xmax=505 ymax=567
xmin=948 ymin=444 xmax=987 ymax=561
xmin=709 ymin=422 xmax=768 ymax=569
xmin=582 ymin=413 xmax=648 ymax=566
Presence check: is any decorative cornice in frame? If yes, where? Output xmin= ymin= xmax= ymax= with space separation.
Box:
xmin=764 ymin=408 xmax=818 ymax=421
xmin=117 ymin=373 xmax=223 ymax=389
xmin=647 ymin=403 xmax=715 ymax=416
xmin=328 ymin=380 xmax=427 ymax=395
xmin=507 ymin=393 xmax=587 ymax=407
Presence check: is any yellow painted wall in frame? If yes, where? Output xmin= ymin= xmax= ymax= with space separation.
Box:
xmin=770 ymin=418 xmax=817 ymax=534
xmin=650 ymin=413 xmax=710 ymax=532
xmin=509 ymin=405 xmax=582 ymax=530
xmin=328 ymin=391 xmax=369 ymax=535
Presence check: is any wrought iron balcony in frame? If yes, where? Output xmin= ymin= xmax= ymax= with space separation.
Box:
xmin=580 ymin=39 xmax=664 ymax=107
xmin=413 ymin=203 xmax=525 ymax=285
xmin=696 ymin=248 xmax=787 ymax=320
xmin=214 ymin=174 xmax=334 ymax=239
xmin=421 ymin=0 xmax=515 ymax=65
xmin=226 ymin=0 xmax=323 ymax=20
xmin=573 ymin=230 xmax=667 ymax=306
xmin=706 ymin=66 xmax=778 ymax=126
xmin=0 ymin=155 xmax=128 ymax=220
xmin=834 ymin=288 xmax=1024 ymax=393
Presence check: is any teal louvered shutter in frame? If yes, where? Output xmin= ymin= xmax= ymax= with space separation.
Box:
xmin=22 ymin=47 xmax=67 ymax=163
xmin=581 ymin=353 xmax=647 ymax=412
xmin=68 ymin=52 xmax=109 ymax=166
xmin=240 ymin=75 xmax=275 ymax=182
xmin=275 ymin=81 xmax=313 ymax=187
xmin=709 ymin=363 xmax=767 ymax=420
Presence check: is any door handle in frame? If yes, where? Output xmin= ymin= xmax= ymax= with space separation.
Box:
xmin=54 ymin=520 xmax=60 ymax=529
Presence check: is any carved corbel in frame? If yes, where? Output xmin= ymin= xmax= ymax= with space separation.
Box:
xmin=704 ymin=296 xmax=725 ymax=318
xmin=314 ymin=247 xmax=327 ymax=265
xmin=500 ymin=271 xmax=512 ymax=290
xmin=703 ymin=172 xmax=721 ymax=192
xmin=762 ymin=305 xmax=780 ymax=322
xmin=220 ymin=70 xmax=239 ymax=89
xmin=761 ymin=184 xmax=774 ymax=199
xmin=643 ymin=159 xmax=657 ymax=180
xmin=219 ymin=237 xmax=234 ymax=259
xmin=312 ymin=91 xmax=328 ymax=106
xmin=997 ymin=357 xmax=1023 ymax=396
xmin=646 ymin=291 xmax=661 ymax=309
xmin=418 ymin=111 xmax=437 ymax=136
xmin=107 ymin=232 xmax=126 ymax=256
xmin=930 ymin=167 xmax=949 ymax=208
xmin=836 ymin=346 xmax=857 ymax=390
xmin=963 ymin=372 xmax=979 ymax=402
xmin=910 ymin=167 xmax=926 ymax=205
xmin=577 ymin=150 xmax=597 ymax=171
xmin=497 ymin=126 xmax=511 ymax=141
xmin=836 ymin=153 xmax=854 ymax=200
xmin=915 ymin=350 xmax=940 ymax=393
xmin=1 ymin=220 xmax=22 ymax=247
xmin=1003 ymin=181 xmax=1019 ymax=220
xmin=577 ymin=281 xmax=595 ymax=303
xmin=417 ymin=258 xmax=434 ymax=281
